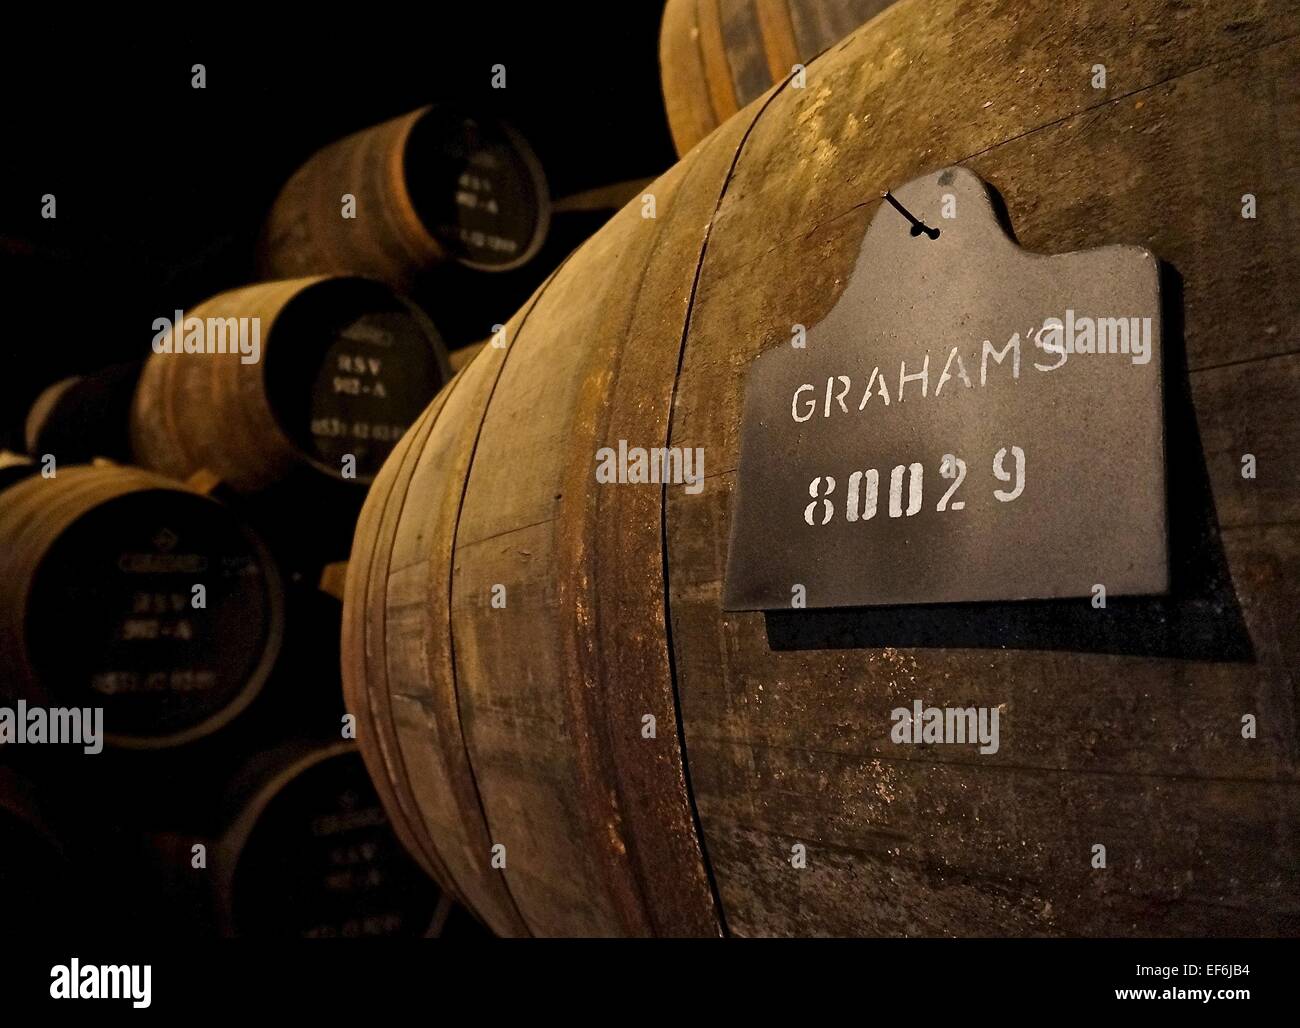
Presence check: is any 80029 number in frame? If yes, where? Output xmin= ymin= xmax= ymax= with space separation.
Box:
xmin=803 ymin=445 xmax=1025 ymax=526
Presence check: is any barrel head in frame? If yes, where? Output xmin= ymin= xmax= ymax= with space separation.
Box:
xmin=405 ymin=108 xmax=550 ymax=272
xmin=266 ymin=278 xmax=448 ymax=484
xmin=224 ymin=747 xmax=443 ymax=938
xmin=24 ymin=487 xmax=281 ymax=744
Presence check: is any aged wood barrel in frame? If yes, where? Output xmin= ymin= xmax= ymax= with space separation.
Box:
xmin=344 ymin=0 xmax=1300 ymax=936
xmin=215 ymin=742 xmax=450 ymax=937
xmin=0 ymin=450 xmax=36 ymax=492
xmin=25 ymin=362 xmax=141 ymax=464
xmin=260 ymin=106 xmax=550 ymax=284
xmin=448 ymin=341 xmax=487 ymax=373
xmin=659 ymin=0 xmax=896 ymax=155
xmin=0 ymin=465 xmax=284 ymax=748
xmin=130 ymin=276 xmax=451 ymax=493
xmin=25 ymin=376 xmax=84 ymax=450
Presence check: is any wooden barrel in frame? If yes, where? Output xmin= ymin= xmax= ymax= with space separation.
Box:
xmin=0 ymin=450 xmax=36 ymax=492
xmin=25 ymin=362 xmax=141 ymax=464
xmin=344 ymin=0 xmax=1300 ymax=936
xmin=0 ymin=465 xmax=284 ymax=748
xmin=448 ymin=341 xmax=487 ymax=373
xmin=130 ymin=276 xmax=451 ymax=493
xmin=25 ymin=377 xmax=84 ymax=450
xmin=659 ymin=0 xmax=896 ymax=155
xmin=260 ymin=106 xmax=550 ymax=284
xmin=215 ymin=742 xmax=449 ymax=937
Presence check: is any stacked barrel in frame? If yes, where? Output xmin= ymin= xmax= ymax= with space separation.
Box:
xmin=659 ymin=0 xmax=897 ymax=155
xmin=8 ymin=0 xmax=1296 ymax=942
xmin=2 ymin=101 xmax=562 ymax=939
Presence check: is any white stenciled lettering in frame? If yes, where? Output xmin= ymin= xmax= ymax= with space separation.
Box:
xmin=845 ymin=469 xmax=879 ymax=522
xmin=993 ymin=445 xmax=1026 ymax=502
xmin=857 ymin=366 xmax=891 ymax=409
xmin=897 ymin=354 xmax=929 ymax=402
xmin=980 ymin=332 xmax=1020 ymax=385
xmin=824 ymin=375 xmax=851 ymax=417
xmin=785 ymin=313 xmax=1152 ymax=422
xmin=935 ymin=347 xmax=972 ymax=394
xmin=888 ymin=463 xmax=923 ymax=518
xmin=804 ymin=476 xmax=836 ymax=526
xmin=936 ymin=454 xmax=966 ymax=511
xmin=798 ymin=448 xmax=1023 ymax=526
xmin=792 ymin=383 xmax=816 ymax=422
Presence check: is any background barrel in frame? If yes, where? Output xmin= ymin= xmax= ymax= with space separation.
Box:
xmin=0 ymin=464 xmax=284 ymax=748
xmin=659 ymin=0 xmax=896 ymax=156
xmin=259 ymin=106 xmax=550 ymax=284
xmin=214 ymin=742 xmax=458 ymax=937
xmin=25 ymin=362 xmax=141 ymax=465
xmin=130 ymin=276 xmax=451 ymax=493
xmin=0 ymin=450 xmax=36 ymax=492
xmin=25 ymin=377 xmax=84 ymax=451
xmin=344 ymin=0 xmax=1300 ymax=937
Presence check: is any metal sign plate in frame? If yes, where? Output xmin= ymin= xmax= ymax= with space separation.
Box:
xmin=723 ymin=167 xmax=1167 ymax=611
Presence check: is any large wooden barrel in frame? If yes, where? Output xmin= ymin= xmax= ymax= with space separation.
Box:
xmin=259 ymin=106 xmax=550 ymax=284
xmin=0 ymin=465 xmax=284 ymax=748
xmin=448 ymin=341 xmax=487 ymax=373
xmin=344 ymin=0 xmax=1300 ymax=936
xmin=131 ymin=276 xmax=451 ymax=493
xmin=659 ymin=0 xmax=896 ymax=155
xmin=214 ymin=742 xmax=450 ymax=937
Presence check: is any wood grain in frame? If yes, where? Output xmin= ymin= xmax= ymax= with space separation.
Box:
xmin=260 ymin=107 xmax=549 ymax=281
xmin=660 ymin=0 xmax=900 ymax=156
xmin=0 ymin=465 xmax=284 ymax=749
xmin=667 ymin=0 xmax=1299 ymax=935
xmin=131 ymin=276 xmax=450 ymax=493
xmin=350 ymin=0 xmax=1299 ymax=935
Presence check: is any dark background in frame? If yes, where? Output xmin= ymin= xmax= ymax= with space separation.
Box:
xmin=0 ymin=5 xmax=677 ymax=937
xmin=0 ymin=6 xmax=677 ymax=447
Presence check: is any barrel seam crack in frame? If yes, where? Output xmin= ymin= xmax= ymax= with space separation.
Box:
xmin=370 ymin=391 xmax=464 ymax=892
xmin=659 ymin=69 xmax=797 ymax=939
xmin=442 ymin=261 xmax=573 ymax=936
